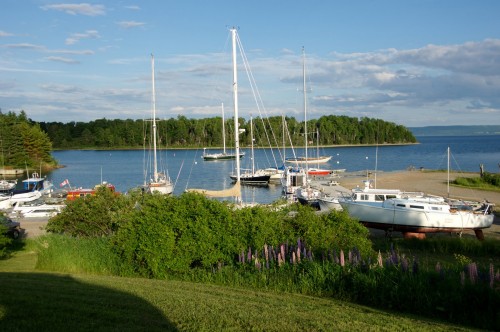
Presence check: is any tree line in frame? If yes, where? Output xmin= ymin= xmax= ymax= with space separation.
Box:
xmin=38 ymin=114 xmax=416 ymax=150
xmin=0 ymin=111 xmax=56 ymax=169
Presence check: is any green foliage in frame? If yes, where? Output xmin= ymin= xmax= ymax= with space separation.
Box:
xmin=0 ymin=224 xmax=12 ymax=258
xmin=34 ymin=234 xmax=121 ymax=275
xmin=38 ymin=114 xmax=417 ymax=149
xmin=0 ymin=111 xmax=56 ymax=168
xmin=453 ymin=173 xmax=500 ymax=191
xmin=287 ymin=205 xmax=373 ymax=258
xmin=46 ymin=186 xmax=132 ymax=237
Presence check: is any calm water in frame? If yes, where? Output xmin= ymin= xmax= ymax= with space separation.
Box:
xmin=27 ymin=135 xmax=500 ymax=204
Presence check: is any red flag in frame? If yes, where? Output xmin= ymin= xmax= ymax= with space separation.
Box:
xmin=60 ymin=179 xmax=69 ymax=187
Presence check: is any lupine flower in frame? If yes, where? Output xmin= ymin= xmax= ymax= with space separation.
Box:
xmin=297 ymin=238 xmax=302 ymax=251
xmin=247 ymin=247 xmax=252 ymax=263
xmin=334 ymin=250 xmax=339 ymax=264
xmin=264 ymin=244 xmax=269 ymax=262
xmin=292 ymin=252 xmax=296 ymax=264
xmin=348 ymin=250 xmax=353 ymax=264
xmin=401 ymin=257 xmax=409 ymax=273
xmin=468 ymin=262 xmax=478 ymax=284
xmin=278 ymin=253 xmax=283 ymax=267
xmin=489 ymin=263 xmax=495 ymax=289
xmin=460 ymin=271 xmax=466 ymax=286
xmin=307 ymin=249 xmax=313 ymax=261
xmin=377 ymin=251 xmax=383 ymax=268
xmin=296 ymin=247 xmax=301 ymax=263
xmin=340 ymin=249 xmax=345 ymax=267
xmin=280 ymin=244 xmax=286 ymax=263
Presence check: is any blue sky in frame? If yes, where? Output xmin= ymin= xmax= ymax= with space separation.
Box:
xmin=1 ymin=1 xmax=500 ymax=127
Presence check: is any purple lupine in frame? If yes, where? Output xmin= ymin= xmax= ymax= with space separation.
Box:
xmin=489 ymin=263 xmax=495 ymax=289
xmin=340 ymin=249 xmax=345 ymax=267
xmin=296 ymin=246 xmax=301 ymax=263
xmin=247 ymin=247 xmax=252 ymax=263
xmin=307 ymin=248 xmax=313 ymax=261
xmin=280 ymin=244 xmax=286 ymax=263
xmin=401 ymin=257 xmax=409 ymax=273
xmin=297 ymin=238 xmax=302 ymax=251
xmin=377 ymin=251 xmax=383 ymax=268
xmin=468 ymin=262 xmax=478 ymax=284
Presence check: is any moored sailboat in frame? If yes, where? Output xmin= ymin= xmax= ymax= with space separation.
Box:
xmin=144 ymin=54 xmax=173 ymax=195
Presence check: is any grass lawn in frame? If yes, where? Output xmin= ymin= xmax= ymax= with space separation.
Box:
xmin=0 ymin=248 xmax=474 ymax=331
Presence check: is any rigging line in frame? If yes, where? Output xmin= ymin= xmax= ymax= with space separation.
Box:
xmin=235 ymin=34 xmax=282 ymax=166
xmin=173 ymin=159 xmax=184 ymax=191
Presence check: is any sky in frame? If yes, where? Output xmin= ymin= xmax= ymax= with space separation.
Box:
xmin=1 ymin=1 xmax=500 ymax=127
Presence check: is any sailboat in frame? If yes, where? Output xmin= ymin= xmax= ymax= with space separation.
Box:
xmin=288 ymin=47 xmax=323 ymax=208
xmin=230 ymin=115 xmax=270 ymax=185
xmin=145 ymin=54 xmax=173 ymax=195
xmin=187 ymin=28 xmax=243 ymax=202
xmin=307 ymin=128 xmax=334 ymax=176
xmin=203 ymin=103 xmax=245 ymax=161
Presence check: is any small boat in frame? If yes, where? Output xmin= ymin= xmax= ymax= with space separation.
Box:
xmin=0 ymin=179 xmax=17 ymax=194
xmin=281 ymin=166 xmax=307 ymax=201
xmin=307 ymin=168 xmax=333 ymax=176
xmin=9 ymin=200 xmax=64 ymax=219
xmin=66 ymin=182 xmax=116 ymax=201
xmin=285 ymin=155 xmax=332 ymax=165
xmin=0 ymin=190 xmax=42 ymax=210
xmin=203 ymin=103 xmax=245 ymax=161
xmin=229 ymin=116 xmax=270 ymax=186
xmin=295 ymin=186 xmax=322 ymax=209
xmin=339 ymin=193 xmax=495 ymax=239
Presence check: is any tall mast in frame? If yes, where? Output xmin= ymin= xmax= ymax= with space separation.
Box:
xmin=302 ymin=47 xmax=308 ymax=175
xmin=250 ymin=115 xmax=254 ymax=174
xmin=151 ymin=54 xmax=158 ymax=183
xmin=231 ymin=28 xmax=241 ymax=182
xmin=221 ymin=103 xmax=226 ymax=154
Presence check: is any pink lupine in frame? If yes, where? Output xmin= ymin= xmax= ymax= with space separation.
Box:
xmin=292 ymin=252 xmax=296 ymax=264
xmin=264 ymin=244 xmax=269 ymax=262
xmin=468 ymin=262 xmax=478 ymax=284
xmin=280 ymin=244 xmax=286 ymax=263
xmin=297 ymin=246 xmax=301 ymax=263
xmin=340 ymin=249 xmax=345 ymax=267
xmin=490 ymin=263 xmax=495 ymax=289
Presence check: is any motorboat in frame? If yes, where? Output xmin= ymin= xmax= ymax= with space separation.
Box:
xmin=339 ymin=193 xmax=495 ymax=239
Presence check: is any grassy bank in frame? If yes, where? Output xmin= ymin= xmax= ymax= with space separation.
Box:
xmin=0 ymin=247 xmax=471 ymax=331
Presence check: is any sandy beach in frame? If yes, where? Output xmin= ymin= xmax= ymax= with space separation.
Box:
xmin=17 ymin=169 xmax=500 ymax=240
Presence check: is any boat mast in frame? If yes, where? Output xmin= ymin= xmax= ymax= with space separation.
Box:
xmin=231 ymin=28 xmax=241 ymax=183
xmin=302 ymin=47 xmax=308 ymax=176
xmin=250 ymin=115 xmax=254 ymax=174
xmin=222 ymin=103 xmax=226 ymax=155
xmin=151 ymin=54 xmax=158 ymax=183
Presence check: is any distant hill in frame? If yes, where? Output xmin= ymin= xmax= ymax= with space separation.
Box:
xmin=409 ymin=125 xmax=500 ymax=136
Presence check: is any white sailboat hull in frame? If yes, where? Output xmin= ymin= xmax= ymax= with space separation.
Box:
xmin=340 ymin=197 xmax=494 ymax=233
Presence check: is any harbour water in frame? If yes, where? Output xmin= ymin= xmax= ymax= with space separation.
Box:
xmin=17 ymin=135 xmax=500 ymax=204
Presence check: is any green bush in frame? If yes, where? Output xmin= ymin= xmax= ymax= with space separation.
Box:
xmin=46 ymin=186 xmax=133 ymax=237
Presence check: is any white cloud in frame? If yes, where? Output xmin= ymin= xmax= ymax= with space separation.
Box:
xmin=0 ymin=30 xmax=13 ymax=37
xmin=40 ymin=3 xmax=106 ymax=16
xmin=116 ymin=21 xmax=146 ymax=29
xmin=45 ymin=56 xmax=80 ymax=64
xmin=65 ymin=30 xmax=100 ymax=45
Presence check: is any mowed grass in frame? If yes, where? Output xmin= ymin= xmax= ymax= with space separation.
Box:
xmin=0 ymin=249 xmax=472 ymax=331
